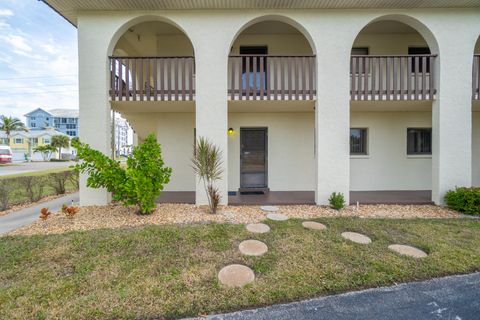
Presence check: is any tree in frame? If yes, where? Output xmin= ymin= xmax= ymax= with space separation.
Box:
xmin=51 ymin=135 xmax=70 ymax=159
xmin=72 ymin=134 xmax=172 ymax=214
xmin=34 ymin=144 xmax=57 ymax=161
xmin=191 ymin=137 xmax=223 ymax=214
xmin=0 ymin=116 xmax=27 ymax=142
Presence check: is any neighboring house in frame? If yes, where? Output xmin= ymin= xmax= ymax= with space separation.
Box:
xmin=40 ymin=0 xmax=480 ymax=207
xmin=0 ymin=128 xmax=73 ymax=161
xmin=24 ymin=108 xmax=79 ymax=137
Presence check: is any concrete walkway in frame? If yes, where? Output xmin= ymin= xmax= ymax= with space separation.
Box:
xmin=0 ymin=192 xmax=79 ymax=234
xmin=193 ymin=272 xmax=480 ymax=320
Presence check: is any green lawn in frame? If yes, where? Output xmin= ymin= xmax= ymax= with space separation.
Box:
xmin=1 ymin=218 xmax=479 ymax=319
xmin=0 ymin=166 xmax=74 ymax=179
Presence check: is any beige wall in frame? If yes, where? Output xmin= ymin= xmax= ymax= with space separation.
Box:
xmin=353 ymin=34 xmax=428 ymax=54
xmin=228 ymin=112 xmax=315 ymax=191
xmin=231 ymin=34 xmax=312 ymax=55
xmin=350 ymin=111 xmax=432 ymax=191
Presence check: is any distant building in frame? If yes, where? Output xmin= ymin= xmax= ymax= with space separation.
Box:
xmin=114 ymin=117 xmax=130 ymax=156
xmin=0 ymin=127 xmax=73 ymax=161
xmin=24 ymin=108 xmax=79 ymax=137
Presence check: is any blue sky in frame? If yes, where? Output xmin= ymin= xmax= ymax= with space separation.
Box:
xmin=0 ymin=0 xmax=78 ymax=121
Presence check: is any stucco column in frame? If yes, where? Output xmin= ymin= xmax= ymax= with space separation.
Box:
xmin=314 ymin=46 xmax=351 ymax=205
xmin=193 ymin=43 xmax=228 ymax=205
xmin=77 ymin=17 xmax=112 ymax=206
xmin=432 ymin=48 xmax=473 ymax=204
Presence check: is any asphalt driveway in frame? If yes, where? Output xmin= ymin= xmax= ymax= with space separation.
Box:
xmin=195 ymin=272 xmax=480 ymax=320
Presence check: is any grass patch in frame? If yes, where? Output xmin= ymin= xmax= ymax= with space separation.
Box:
xmin=0 ymin=218 xmax=479 ymax=319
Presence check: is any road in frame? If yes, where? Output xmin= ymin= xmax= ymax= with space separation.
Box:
xmin=193 ymin=272 xmax=480 ymax=320
xmin=0 ymin=161 xmax=74 ymax=176
xmin=0 ymin=192 xmax=79 ymax=234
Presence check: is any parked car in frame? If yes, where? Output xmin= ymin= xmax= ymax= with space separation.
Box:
xmin=0 ymin=146 xmax=13 ymax=163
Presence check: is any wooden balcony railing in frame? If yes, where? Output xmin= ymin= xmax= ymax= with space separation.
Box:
xmin=109 ymin=56 xmax=195 ymax=102
xmin=228 ymin=55 xmax=316 ymax=101
xmin=350 ymin=55 xmax=437 ymax=101
xmin=473 ymin=55 xmax=480 ymax=100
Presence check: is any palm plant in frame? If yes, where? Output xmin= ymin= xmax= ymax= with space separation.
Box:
xmin=34 ymin=144 xmax=57 ymax=161
xmin=51 ymin=135 xmax=70 ymax=159
xmin=0 ymin=115 xmax=27 ymax=142
xmin=191 ymin=137 xmax=223 ymax=214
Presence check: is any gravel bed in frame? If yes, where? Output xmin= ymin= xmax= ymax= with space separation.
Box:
xmin=0 ymin=191 xmax=78 ymax=217
xmin=5 ymin=203 xmax=461 ymax=236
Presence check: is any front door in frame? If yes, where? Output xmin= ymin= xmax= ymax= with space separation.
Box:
xmin=240 ymin=128 xmax=268 ymax=190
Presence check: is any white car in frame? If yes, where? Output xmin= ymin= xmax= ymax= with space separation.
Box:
xmin=0 ymin=146 xmax=13 ymax=163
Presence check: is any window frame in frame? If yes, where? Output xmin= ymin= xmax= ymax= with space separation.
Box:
xmin=406 ymin=127 xmax=432 ymax=156
xmin=350 ymin=128 xmax=369 ymax=156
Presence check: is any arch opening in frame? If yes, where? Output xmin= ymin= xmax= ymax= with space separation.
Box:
xmin=349 ymin=17 xmax=439 ymax=205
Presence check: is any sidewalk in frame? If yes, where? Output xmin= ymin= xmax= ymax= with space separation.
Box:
xmin=0 ymin=192 xmax=79 ymax=234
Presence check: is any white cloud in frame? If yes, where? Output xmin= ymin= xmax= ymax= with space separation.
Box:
xmin=0 ymin=9 xmax=13 ymax=17
xmin=0 ymin=34 xmax=32 ymax=54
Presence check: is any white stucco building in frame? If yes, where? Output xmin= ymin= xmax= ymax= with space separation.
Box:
xmin=41 ymin=0 xmax=480 ymax=206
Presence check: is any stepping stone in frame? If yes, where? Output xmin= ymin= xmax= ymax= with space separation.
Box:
xmin=266 ymin=213 xmax=288 ymax=221
xmin=218 ymin=264 xmax=255 ymax=288
xmin=239 ymin=240 xmax=268 ymax=256
xmin=302 ymin=221 xmax=327 ymax=230
xmin=246 ymin=223 xmax=270 ymax=233
xmin=341 ymin=231 xmax=372 ymax=244
xmin=388 ymin=244 xmax=428 ymax=258
xmin=261 ymin=205 xmax=279 ymax=212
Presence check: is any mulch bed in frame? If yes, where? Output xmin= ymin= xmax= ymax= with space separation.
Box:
xmin=6 ymin=202 xmax=460 ymax=236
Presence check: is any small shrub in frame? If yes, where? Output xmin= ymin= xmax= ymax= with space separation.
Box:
xmin=444 ymin=187 xmax=480 ymax=215
xmin=329 ymin=192 xmax=345 ymax=210
xmin=61 ymin=204 xmax=79 ymax=218
xmin=0 ymin=181 xmax=10 ymax=211
xmin=18 ymin=176 xmax=45 ymax=202
xmin=67 ymin=171 xmax=79 ymax=189
xmin=72 ymin=134 xmax=172 ymax=215
xmin=48 ymin=171 xmax=71 ymax=195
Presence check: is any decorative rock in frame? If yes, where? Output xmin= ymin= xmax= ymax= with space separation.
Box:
xmin=261 ymin=205 xmax=279 ymax=212
xmin=239 ymin=240 xmax=268 ymax=256
xmin=246 ymin=223 xmax=270 ymax=233
xmin=302 ymin=221 xmax=327 ymax=230
xmin=266 ymin=213 xmax=288 ymax=221
xmin=218 ymin=264 xmax=255 ymax=287
xmin=388 ymin=244 xmax=428 ymax=258
xmin=341 ymin=231 xmax=372 ymax=244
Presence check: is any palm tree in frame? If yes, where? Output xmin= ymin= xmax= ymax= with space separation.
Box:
xmin=34 ymin=144 xmax=57 ymax=161
xmin=191 ymin=137 xmax=223 ymax=214
xmin=51 ymin=135 xmax=70 ymax=159
xmin=0 ymin=116 xmax=28 ymax=144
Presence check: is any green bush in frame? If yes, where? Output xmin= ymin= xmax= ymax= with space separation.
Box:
xmin=444 ymin=187 xmax=480 ymax=215
xmin=329 ymin=192 xmax=345 ymax=210
xmin=48 ymin=171 xmax=71 ymax=195
xmin=0 ymin=180 xmax=10 ymax=211
xmin=72 ymin=134 xmax=172 ymax=215
xmin=17 ymin=176 xmax=45 ymax=202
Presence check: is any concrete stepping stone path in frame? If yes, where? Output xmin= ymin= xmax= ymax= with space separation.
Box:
xmin=218 ymin=264 xmax=255 ymax=288
xmin=246 ymin=223 xmax=270 ymax=233
xmin=261 ymin=205 xmax=279 ymax=212
xmin=302 ymin=221 xmax=327 ymax=230
xmin=388 ymin=244 xmax=428 ymax=258
xmin=239 ymin=240 xmax=268 ymax=256
xmin=341 ymin=231 xmax=372 ymax=244
xmin=267 ymin=213 xmax=289 ymax=221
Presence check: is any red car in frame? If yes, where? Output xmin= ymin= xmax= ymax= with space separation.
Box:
xmin=0 ymin=146 xmax=13 ymax=163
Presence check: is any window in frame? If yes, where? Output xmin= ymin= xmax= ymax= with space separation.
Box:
xmin=61 ymin=118 xmax=67 ymax=124
xmin=31 ymin=122 xmax=36 ymax=128
xmin=14 ymin=138 xmax=23 ymax=144
xmin=43 ymin=138 xmax=50 ymax=144
xmin=407 ymin=128 xmax=432 ymax=155
xmin=351 ymin=47 xmax=369 ymax=56
xmin=408 ymin=47 xmax=431 ymax=73
xmin=350 ymin=128 xmax=368 ymax=155
xmin=31 ymin=116 xmax=36 ymax=120
xmin=66 ymin=124 xmax=76 ymax=129
xmin=66 ymin=131 xmax=76 ymax=137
